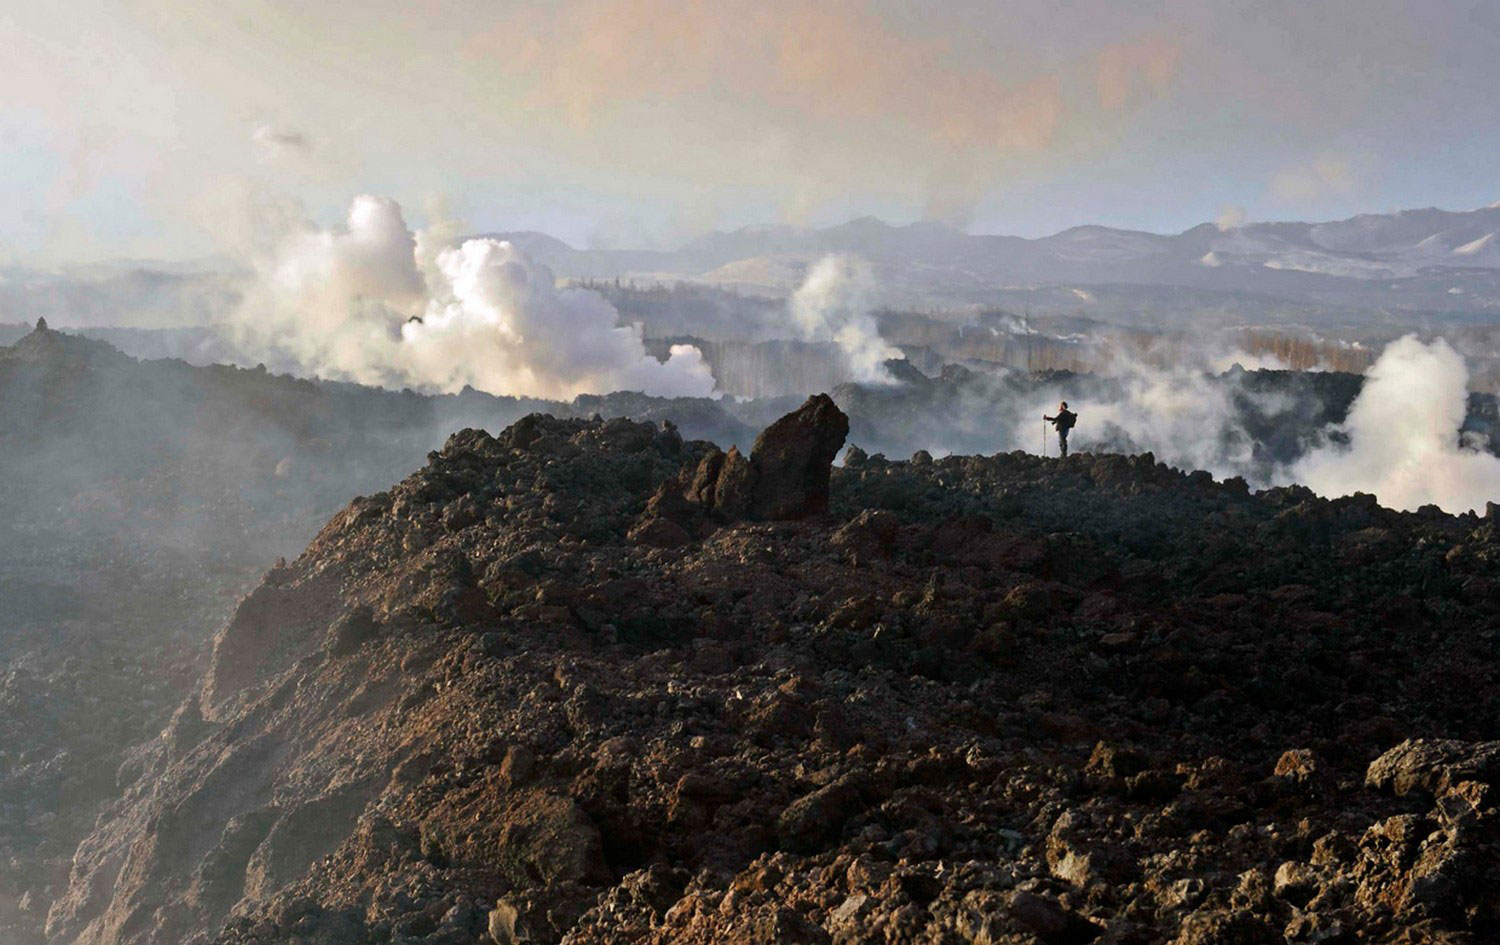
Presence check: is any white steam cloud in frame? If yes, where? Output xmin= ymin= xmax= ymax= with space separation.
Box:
xmin=790 ymin=255 xmax=901 ymax=384
xmin=1209 ymin=348 xmax=1290 ymax=372
xmin=233 ymin=195 xmax=716 ymax=400
xmin=1013 ymin=355 xmax=1271 ymax=479
xmin=1215 ymin=204 xmax=1247 ymax=231
xmin=1289 ymin=335 xmax=1500 ymax=513
xmin=406 ymin=239 xmax=716 ymax=399
xmin=1002 ymin=334 xmax=1499 ymax=515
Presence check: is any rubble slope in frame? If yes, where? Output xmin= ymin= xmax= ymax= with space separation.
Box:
xmin=49 ymin=397 xmax=1500 ymax=945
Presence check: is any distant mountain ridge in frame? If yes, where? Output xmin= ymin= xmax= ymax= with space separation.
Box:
xmin=472 ymin=204 xmax=1500 ymax=312
xmin=7 ymin=203 xmax=1499 ymax=336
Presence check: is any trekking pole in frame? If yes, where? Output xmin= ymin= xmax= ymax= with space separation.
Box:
xmin=1041 ymin=419 xmax=1046 ymax=457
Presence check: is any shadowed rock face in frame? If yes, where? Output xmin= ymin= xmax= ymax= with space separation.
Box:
xmin=678 ymin=393 xmax=848 ymax=525
xmin=43 ymin=403 xmax=1500 ymax=945
xmin=634 ymin=396 xmax=847 ymax=542
xmin=748 ymin=393 xmax=848 ymax=521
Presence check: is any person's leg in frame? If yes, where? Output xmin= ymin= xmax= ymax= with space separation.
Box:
xmin=1059 ymin=432 xmax=1068 ymax=457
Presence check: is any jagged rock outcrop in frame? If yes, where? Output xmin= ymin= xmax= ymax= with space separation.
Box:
xmin=677 ymin=393 xmax=847 ymax=526
xmin=44 ymin=408 xmax=1500 ymax=945
xmin=632 ymin=395 xmax=847 ymax=542
xmin=746 ymin=393 xmax=848 ymax=520
xmin=1366 ymin=739 xmax=1500 ymax=799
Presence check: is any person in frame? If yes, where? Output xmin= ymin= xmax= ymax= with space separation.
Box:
xmin=1043 ymin=401 xmax=1077 ymax=457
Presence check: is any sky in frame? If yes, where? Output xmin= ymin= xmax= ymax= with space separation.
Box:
xmin=3 ymin=0 xmax=1499 ymax=264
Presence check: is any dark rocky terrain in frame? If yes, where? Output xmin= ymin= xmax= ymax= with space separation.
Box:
xmin=42 ymin=393 xmax=1500 ymax=945
xmin=0 ymin=323 xmax=753 ymax=945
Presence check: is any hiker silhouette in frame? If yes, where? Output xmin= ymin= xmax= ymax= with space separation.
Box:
xmin=1044 ymin=402 xmax=1077 ymax=458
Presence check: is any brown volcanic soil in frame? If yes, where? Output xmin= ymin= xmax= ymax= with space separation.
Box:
xmin=47 ymin=401 xmax=1500 ymax=945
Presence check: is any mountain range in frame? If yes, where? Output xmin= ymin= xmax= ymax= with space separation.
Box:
xmin=5 ymin=204 xmax=1500 ymax=336
xmin=482 ymin=203 xmax=1500 ymax=317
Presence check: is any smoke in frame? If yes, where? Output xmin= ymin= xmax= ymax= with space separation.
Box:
xmin=1288 ymin=335 xmax=1500 ymax=513
xmin=1010 ymin=354 xmax=1267 ymax=480
xmin=999 ymin=333 xmax=1500 ymax=514
xmin=1215 ymin=205 xmax=1247 ymax=231
xmin=789 ymin=255 xmax=901 ymax=384
xmin=405 ymin=239 xmax=715 ymax=399
xmin=1208 ymin=348 xmax=1289 ymax=372
xmin=1270 ymin=157 xmax=1356 ymax=205
xmin=232 ymin=195 xmax=716 ymax=399
xmin=1095 ymin=35 xmax=1179 ymax=110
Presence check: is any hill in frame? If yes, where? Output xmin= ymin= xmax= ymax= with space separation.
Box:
xmin=46 ymin=399 xmax=1500 ymax=945
xmin=0 ymin=323 xmax=753 ymax=944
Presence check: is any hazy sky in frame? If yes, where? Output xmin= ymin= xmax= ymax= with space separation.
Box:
xmin=3 ymin=0 xmax=1498 ymax=263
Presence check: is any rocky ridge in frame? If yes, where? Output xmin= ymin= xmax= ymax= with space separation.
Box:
xmin=2 ymin=321 xmax=1403 ymax=945
xmin=43 ymin=395 xmax=1500 ymax=945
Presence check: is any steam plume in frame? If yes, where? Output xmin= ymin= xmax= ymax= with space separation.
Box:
xmin=234 ymin=195 xmax=716 ymax=399
xmin=1011 ymin=355 xmax=1265 ymax=480
xmin=406 ymin=239 xmax=715 ymax=399
xmin=1288 ymin=335 xmax=1500 ymax=513
xmin=790 ymin=255 xmax=900 ymax=384
xmin=1215 ymin=205 xmax=1247 ymax=231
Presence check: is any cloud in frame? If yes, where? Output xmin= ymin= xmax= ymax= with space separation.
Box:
xmin=251 ymin=124 xmax=313 ymax=164
xmin=1270 ymin=157 xmax=1356 ymax=204
xmin=484 ymin=0 xmax=1074 ymax=151
xmin=1288 ymin=335 xmax=1500 ymax=513
xmin=406 ymin=239 xmax=716 ymax=399
xmin=470 ymin=1 xmax=1178 ymax=222
xmin=1095 ymin=35 xmax=1179 ymax=110
xmin=8 ymin=0 xmax=1498 ymax=262
xmin=789 ymin=255 xmax=901 ymax=384
xmin=1215 ymin=204 xmax=1247 ymax=231
xmin=231 ymin=195 xmax=716 ymax=399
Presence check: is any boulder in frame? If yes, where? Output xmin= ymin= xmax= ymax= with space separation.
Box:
xmin=685 ymin=448 xmax=726 ymax=509
xmin=1366 ymin=739 xmax=1500 ymax=798
xmin=714 ymin=445 xmax=754 ymax=519
xmin=324 ymin=605 xmax=378 ymax=657
xmin=776 ymin=775 xmax=864 ymax=853
xmin=1274 ymin=748 xmax=1321 ymax=784
xmin=627 ymin=515 xmax=690 ymax=549
xmin=486 ymin=882 xmax=597 ymax=945
xmin=829 ymin=509 xmax=901 ymax=560
xmin=498 ymin=791 xmax=609 ymax=886
xmin=748 ymin=394 xmax=848 ymax=521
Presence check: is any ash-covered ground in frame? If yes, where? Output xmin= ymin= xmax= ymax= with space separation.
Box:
xmin=4 ymin=324 xmax=1499 ymax=945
